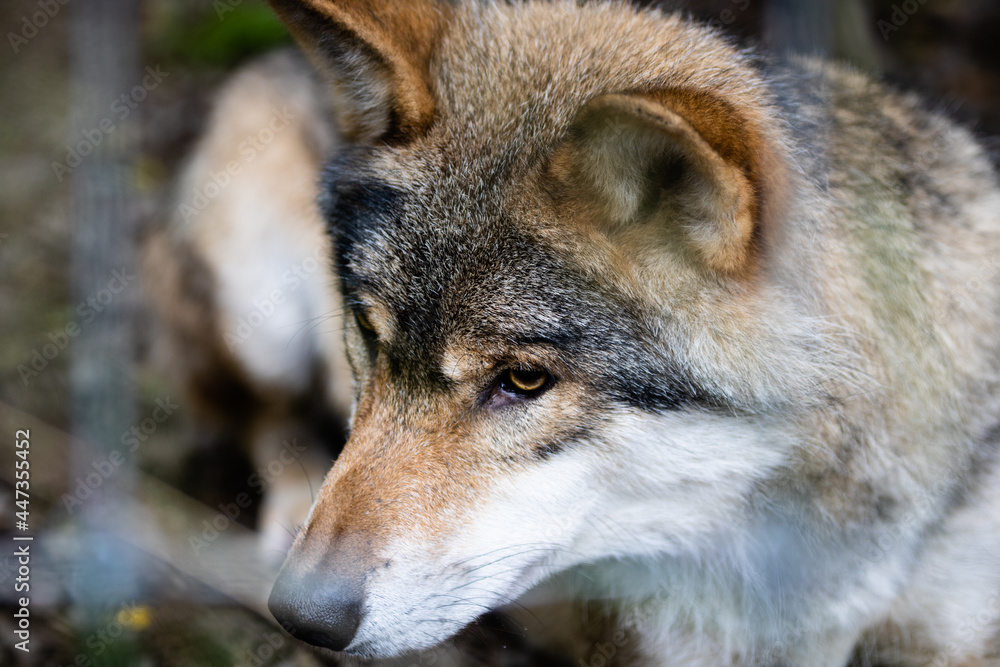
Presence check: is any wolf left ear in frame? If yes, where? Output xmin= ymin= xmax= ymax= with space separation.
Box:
xmin=268 ymin=0 xmax=451 ymax=144
xmin=551 ymin=90 xmax=780 ymax=276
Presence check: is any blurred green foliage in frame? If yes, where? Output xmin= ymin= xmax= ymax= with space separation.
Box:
xmin=146 ymin=0 xmax=292 ymax=70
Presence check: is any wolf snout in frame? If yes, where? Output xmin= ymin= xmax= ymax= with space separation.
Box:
xmin=268 ymin=559 xmax=365 ymax=652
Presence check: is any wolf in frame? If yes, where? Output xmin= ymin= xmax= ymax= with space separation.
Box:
xmin=156 ymin=0 xmax=1000 ymax=664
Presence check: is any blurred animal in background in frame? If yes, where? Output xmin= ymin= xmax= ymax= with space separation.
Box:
xmin=148 ymin=0 xmax=1000 ymax=664
xmin=142 ymin=51 xmax=353 ymax=559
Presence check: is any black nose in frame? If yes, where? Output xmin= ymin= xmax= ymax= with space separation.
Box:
xmin=268 ymin=567 xmax=364 ymax=652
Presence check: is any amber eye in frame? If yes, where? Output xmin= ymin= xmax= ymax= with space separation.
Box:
xmin=355 ymin=309 xmax=376 ymax=334
xmin=499 ymin=368 xmax=551 ymax=397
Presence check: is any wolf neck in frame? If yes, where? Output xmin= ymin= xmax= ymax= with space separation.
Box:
xmin=563 ymin=502 xmax=903 ymax=660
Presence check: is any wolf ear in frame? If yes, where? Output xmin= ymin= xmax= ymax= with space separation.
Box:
xmin=268 ymin=0 xmax=451 ymax=143
xmin=551 ymin=91 xmax=779 ymax=276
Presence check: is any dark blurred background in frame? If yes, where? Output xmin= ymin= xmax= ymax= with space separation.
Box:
xmin=0 ymin=0 xmax=998 ymax=665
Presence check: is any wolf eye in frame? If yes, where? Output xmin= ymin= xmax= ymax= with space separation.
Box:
xmin=355 ymin=309 xmax=378 ymax=350
xmin=499 ymin=368 xmax=551 ymax=397
xmin=356 ymin=309 xmax=376 ymax=334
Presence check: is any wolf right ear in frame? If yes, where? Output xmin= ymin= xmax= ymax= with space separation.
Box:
xmin=268 ymin=0 xmax=452 ymax=144
xmin=549 ymin=91 xmax=782 ymax=277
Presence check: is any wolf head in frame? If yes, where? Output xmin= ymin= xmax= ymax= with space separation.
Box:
xmin=266 ymin=0 xmax=831 ymax=657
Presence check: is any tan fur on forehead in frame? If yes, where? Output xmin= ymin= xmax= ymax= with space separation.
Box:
xmin=428 ymin=2 xmax=779 ymax=158
xmin=417 ymin=2 xmax=791 ymax=277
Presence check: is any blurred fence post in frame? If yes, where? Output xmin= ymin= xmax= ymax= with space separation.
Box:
xmin=68 ymin=0 xmax=140 ymax=608
xmin=763 ymin=0 xmax=834 ymax=56
xmin=763 ymin=0 xmax=881 ymax=71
